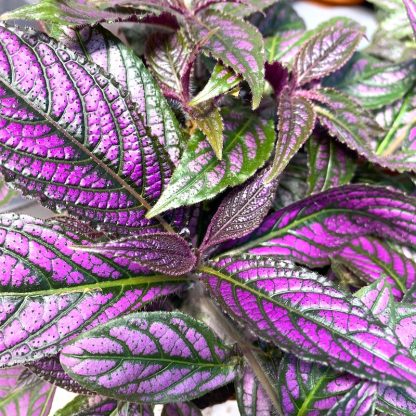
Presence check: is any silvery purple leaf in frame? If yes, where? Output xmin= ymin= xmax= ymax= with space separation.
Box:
xmin=212 ymin=0 xmax=278 ymax=18
xmin=162 ymin=402 xmax=202 ymax=416
xmin=55 ymin=394 xmax=118 ymax=416
xmin=377 ymin=384 xmax=416 ymax=415
xmin=0 ymin=25 xmax=172 ymax=233
xmin=0 ymin=214 xmax=186 ymax=366
xmin=326 ymin=381 xmax=377 ymax=416
xmin=27 ymin=356 xmax=93 ymax=395
xmin=0 ymin=368 xmax=56 ymax=416
xmin=148 ymin=110 xmax=275 ymax=216
xmin=145 ymin=31 xmax=191 ymax=103
xmin=315 ymin=88 xmax=416 ymax=173
xmin=333 ymin=236 xmax=416 ymax=298
xmin=235 ymin=364 xmax=275 ymax=416
xmin=189 ymin=10 xmax=265 ymax=109
xmin=224 ymin=185 xmax=416 ymax=267
xmin=200 ymin=255 xmax=416 ymax=388
xmin=325 ymin=53 xmax=416 ymax=110
xmin=117 ymin=402 xmax=154 ymax=416
xmin=200 ymin=169 xmax=278 ymax=253
xmin=60 ymin=312 xmax=237 ymax=403
xmin=266 ymin=88 xmax=316 ymax=181
xmin=403 ymin=0 xmax=416 ymax=38
xmin=307 ymin=135 xmax=356 ymax=193
xmin=404 ymin=281 xmax=416 ymax=303
xmin=62 ymin=26 xmax=182 ymax=165
xmin=294 ymin=19 xmax=364 ymax=85
xmin=75 ymin=232 xmax=197 ymax=276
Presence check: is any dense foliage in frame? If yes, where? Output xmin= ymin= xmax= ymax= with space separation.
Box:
xmin=0 ymin=0 xmax=415 ymax=414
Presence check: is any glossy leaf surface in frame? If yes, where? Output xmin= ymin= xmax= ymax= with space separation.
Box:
xmin=60 ymin=312 xmax=237 ymax=403
xmin=201 ymin=255 xmax=416 ymax=388
xmin=307 ymin=135 xmax=355 ymax=194
xmin=226 ymin=185 xmax=416 ymax=267
xmin=148 ymin=110 xmax=275 ymax=216
xmin=266 ymin=88 xmax=316 ymax=181
xmin=0 ymin=25 xmax=172 ymax=232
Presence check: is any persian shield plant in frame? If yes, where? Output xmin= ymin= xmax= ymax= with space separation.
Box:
xmin=0 ymin=0 xmax=416 ymax=415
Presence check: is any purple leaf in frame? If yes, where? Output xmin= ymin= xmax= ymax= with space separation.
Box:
xmin=162 ymin=402 xmax=202 ymax=416
xmin=27 ymin=355 xmax=93 ymax=395
xmin=0 ymin=214 xmax=186 ymax=366
xmin=0 ymin=368 xmax=56 ymax=416
xmin=403 ymin=0 xmax=416 ymax=38
xmin=200 ymin=255 xmax=416 ymax=388
xmin=60 ymin=312 xmax=237 ymax=403
xmin=117 ymin=402 xmax=154 ymax=416
xmin=62 ymin=26 xmax=182 ymax=165
xmin=377 ymin=384 xmax=416 ymax=415
xmin=0 ymin=25 xmax=172 ymax=233
xmin=148 ymin=110 xmax=275 ymax=217
xmin=326 ymin=381 xmax=377 ymax=416
xmin=55 ymin=394 xmax=118 ymax=416
xmin=227 ymin=185 xmax=416 ymax=267
xmin=75 ymin=232 xmax=197 ymax=276
xmin=189 ymin=10 xmax=265 ymax=109
xmin=294 ymin=19 xmax=364 ymax=85
xmin=307 ymin=134 xmax=356 ymax=193
xmin=264 ymin=61 xmax=289 ymax=97
xmin=333 ymin=236 xmax=416 ymax=298
xmin=235 ymin=364 xmax=275 ymax=416
xmin=266 ymin=88 xmax=316 ymax=181
xmin=200 ymin=169 xmax=278 ymax=253
xmin=315 ymin=88 xmax=416 ymax=173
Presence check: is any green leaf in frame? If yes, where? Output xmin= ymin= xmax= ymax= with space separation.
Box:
xmin=307 ymin=135 xmax=356 ymax=194
xmin=193 ymin=107 xmax=224 ymax=159
xmin=0 ymin=180 xmax=16 ymax=209
xmin=60 ymin=312 xmax=238 ymax=403
xmin=55 ymin=395 xmax=117 ymax=416
xmin=189 ymin=64 xmax=241 ymax=106
xmin=148 ymin=109 xmax=275 ymax=216
xmin=266 ymin=88 xmax=316 ymax=182
xmin=190 ymin=10 xmax=265 ymax=109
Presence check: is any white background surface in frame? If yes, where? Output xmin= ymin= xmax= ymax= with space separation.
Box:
xmin=0 ymin=1 xmax=376 ymax=414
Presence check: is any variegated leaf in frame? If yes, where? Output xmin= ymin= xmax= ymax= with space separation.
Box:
xmin=307 ymin=135 xmax=356 ymax=194
xmin=63 ymin=26 xmax=182 ymax=165
xmin=0 ymin=25 xmax=173 ymax=233
xmin=266 ymin=88 xmax=316 ymax=182
xmin=294 ymin=19 xmax=364 ymax=85
xmin=189 ymin=10 xmax=265 ymax=108
xmin=0 ymin=214 xmax=186 ymax=366
xmin=60 ymin=312 xmax=237 ymax=403
xmin=162 ymin=402 xmax=202 ymax=416
xmin=403 ymin=0 xmax=416 ymax=38
xmin=200 ymin=256 xmax=416 ymax=388
xmin=148 ymin=110 xmax=275 ymax=216
xmin=377 ymin=384 xmax=416 ymax=415
xmin=55 ymin=394 xmax=118 ymax=416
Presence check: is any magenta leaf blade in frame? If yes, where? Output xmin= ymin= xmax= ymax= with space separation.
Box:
xmin=60 ymin=311 xmax=237 ymax=403
xmin=0 ymin=25 xmax=172 ymax=232
xmin=200 ymin=255 xmax=416 ymax=388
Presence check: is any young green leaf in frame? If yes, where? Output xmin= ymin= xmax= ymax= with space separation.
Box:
xmin=60 ymin=312 xmax=237 ymax=403
xmin=193 ymin=108 xmax=224 ymax=160
xmin=0 ymin=25 xmax=173 ymax=233
xmin=189 ymin=10 xmax=265 ymax=109
xmin=0 ymin=368 xmax=56 ymax=416
xmin=148 ymin=110 xmax=275 ymax=216
xmin=294 ymin=20 xmax=364 ymax=85
xmin=266 ymin=88 xmax=316 ymax=182
xmin=200 ymin=168 xmax=278 ymax=253
xmin=307 ymin=135 xmax=356 ymax=194
xmin=63 ymin=26 xmax=183 ymax=165
xmin=55 ymin=395 xmax=118 ymax=416
xmin=200 ymin=255 xmax=416 ymax=388
xmin=190 ymin=64 xmax=241 ymax=106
